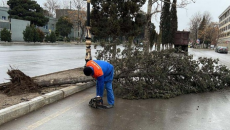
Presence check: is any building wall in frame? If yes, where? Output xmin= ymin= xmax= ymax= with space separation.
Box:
xmin=56 ymin=9 xmax=83 ymax=39
xmin=218 ymin=5 xmax=230 ymax=48
xmin=11 ymin=19 xmax=30 ymax=42
xmin=56 ymin=9 xmax=72 ymax=19
xmin=0 ymin=7 xmax=10 ymax=29
xmin=0 ymin=7 xmax=58 ymax=41
xmin=38 ymin=17 xmax=57 ymax=34
xmin=0 ymin=7 xmax=9 ymax=21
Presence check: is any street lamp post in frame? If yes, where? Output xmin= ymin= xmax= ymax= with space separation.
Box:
xmin=83 ymin=0 xmax=91 ymax=63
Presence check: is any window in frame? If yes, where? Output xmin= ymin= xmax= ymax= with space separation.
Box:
xmin=44 ymin=25 xmax=48 ymax=29
xmin=2 ymin=16 xmax=6 ymax=20
xmin=51 ymin=24 xmax=54 ymax=30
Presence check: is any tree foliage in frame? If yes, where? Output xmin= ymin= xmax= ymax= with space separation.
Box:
xmin=170 ymin=0 xmax=178 ymax=45
xmin=23 ymin=26 xmax=33 ymax=42
xmin=45 ymin=34 xmax=50 ymax=42
xmin=37 ymin=29 xmax=45 ymax=42
xmin=49 ymin=31 xmax=56 ymax=43
xmin=0 ymin=28 xmax=11 ymax=42
xmin=160 ymin=0 xmax=171 ymax=45
xmin=23 ymin=25 xmax=42 ymax=42
xmin=7 ymin=0 xmax=49 ymax=26
xmin=95 ymin=45 xmax=230 ymax=99
xmin=56 ymin=16 xmax=73 ymax=37
xmin=91 ymin=0 xmax=146 ymax=41
xmin=149 ymin=23 xmax=157 ymax=49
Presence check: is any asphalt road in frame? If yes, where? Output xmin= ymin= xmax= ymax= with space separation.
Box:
xmin=189 ymin=48 xmax=230 ymax=68
xmin=0 ymin=47 xmax=230 ymax=130
xmin=0 ymin=84 xmax=230 ymax=130
xmin=0 ymin=44 xmax=103 ymax=83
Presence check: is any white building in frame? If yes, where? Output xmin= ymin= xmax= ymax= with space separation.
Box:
xmin=218 ymin=5 xmax=230 ymax=48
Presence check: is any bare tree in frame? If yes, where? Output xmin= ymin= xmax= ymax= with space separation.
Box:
xmin=68 ymin=0 xmax=87 ymax=42
xmin=61 ymin=0 xmax=70 ymax=9
xmin=189 ymin=12 xmax=202 ymax=46
xmin=203 ymin=11 xmax=212 ymax=25
xmin=205 ymin=22 xmax=219 ymax=46
xmin=43 ymin=0 xmax=61 ymax=17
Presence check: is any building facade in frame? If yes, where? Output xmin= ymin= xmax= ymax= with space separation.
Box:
xmin=11 ymin=19 xmax=30 ymax=42
xmin=56 ymin=9 xmax=83 ymax=40
xmin=38 ymin=17 xmax=57 ymax=35
xmin=0 ymin=7 xmax=58 ymax=42
xmin=0 ymin=7 xmax=10 ymax=31
xmin=218 ymin=5 xmax=230 ymax=48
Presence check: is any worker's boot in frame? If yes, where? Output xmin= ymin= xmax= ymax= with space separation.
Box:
xmin=95 ymin=96 xmax=103 ymax=106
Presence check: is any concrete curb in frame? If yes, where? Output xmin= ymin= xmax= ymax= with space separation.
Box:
xmin=0 ymin=82 xmax=95 ymax=125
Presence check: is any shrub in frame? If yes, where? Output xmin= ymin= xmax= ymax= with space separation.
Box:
xmin=23 ymin=26 xmax=33 ymax=42
xmin=31 ymin=25 xmax=39 ymax=43
xmin=0 ymin=28 xmax=11 ymax=42
xmin=49 ymin=31 xmax=56 ymax=43
xmin=45 ymin=34 xmax=50 ymax=42
xmin=37 ymin=28 xmax=44 ymax=42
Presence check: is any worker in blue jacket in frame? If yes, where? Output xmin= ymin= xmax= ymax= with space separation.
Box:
xmin=83 ymin=60 xmax=114 ymax=108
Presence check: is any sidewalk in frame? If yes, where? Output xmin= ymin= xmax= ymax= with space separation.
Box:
xmin=0 ymin=68 xmax=95 ymax=125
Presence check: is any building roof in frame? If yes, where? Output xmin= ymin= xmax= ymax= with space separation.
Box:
xmin=0 ymin=19 xmax=9 ymax=23
xmin=219 ymin=5 xmax=230 ymax=18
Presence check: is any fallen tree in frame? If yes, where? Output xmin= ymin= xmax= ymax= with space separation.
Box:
xmin=96 ymin=44 xmax=230 ymax=99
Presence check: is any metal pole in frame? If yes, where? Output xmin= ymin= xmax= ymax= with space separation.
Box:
xmin=84 ymin=0 xmax=91 ymax=63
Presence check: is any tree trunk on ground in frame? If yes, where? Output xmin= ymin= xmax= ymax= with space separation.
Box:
xmin=35 ymin=76 xmax=94 ymax=87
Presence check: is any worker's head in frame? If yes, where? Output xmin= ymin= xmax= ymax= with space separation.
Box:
xmin=83 ymin=67 xmax=92 ymax=76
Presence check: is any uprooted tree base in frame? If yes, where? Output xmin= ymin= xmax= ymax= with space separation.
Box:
xmin=96 ymin=42 xmax=230 ymax=99
xmin=3 ymin=68 xmax=41 ymax=96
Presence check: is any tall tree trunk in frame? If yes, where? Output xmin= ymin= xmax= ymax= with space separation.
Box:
xmin=143 ymin=0 xmax=152 ymax=54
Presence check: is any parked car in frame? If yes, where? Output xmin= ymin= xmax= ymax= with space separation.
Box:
xmin=215 ymin=46 xmax=228 ymax=54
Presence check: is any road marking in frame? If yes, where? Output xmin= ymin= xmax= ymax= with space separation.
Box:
xmin=26 ymin=94 xmax=94 ymax=130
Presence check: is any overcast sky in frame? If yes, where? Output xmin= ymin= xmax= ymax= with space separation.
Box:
xmin=35 ymin=0 xmax=230 ymax=32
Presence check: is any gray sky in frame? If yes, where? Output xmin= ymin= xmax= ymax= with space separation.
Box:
xmin=36 ymin=0 xmax=230 ymax=32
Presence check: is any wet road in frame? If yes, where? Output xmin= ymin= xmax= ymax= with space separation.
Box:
xmin=1 ymin=46 xmax=229 ymax=84
xmin=0 ymin=44 xmax=102 ymax=83
xmin=189 ymin=48 xmax=230 ymax=68
xmin=0 ymin=85 xmax=230 ymax=130
xmin=0 ymin=47 xmax=230 ymax=129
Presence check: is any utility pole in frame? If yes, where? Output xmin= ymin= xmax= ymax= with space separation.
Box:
xmin=77 ymin=5 xmax=81 ymax=39
xmin=70 ymin=1 xmax=71 ymax=9
xmin=83 ymin=0 xmax=91 ymax=63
